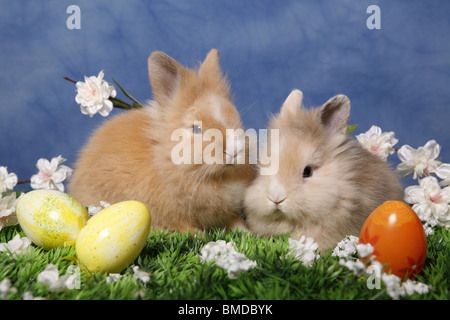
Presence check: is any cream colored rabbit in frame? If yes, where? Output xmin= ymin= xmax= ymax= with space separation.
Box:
xmin=69 ymin=49 xmax=254 ymax=233
xmin=244 ymin=89 xmax=403 ymax=251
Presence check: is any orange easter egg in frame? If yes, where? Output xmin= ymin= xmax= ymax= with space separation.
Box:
xmin=359 ymin=200 xmax=427 ymax=280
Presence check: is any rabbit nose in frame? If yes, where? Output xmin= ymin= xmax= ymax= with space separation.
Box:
xmin=267 ymin=195 xmax=286 ymax=205
xmin=268 ymin=178 xmax=287 ymax=206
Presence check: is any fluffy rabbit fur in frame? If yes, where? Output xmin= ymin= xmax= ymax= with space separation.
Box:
xmin=68 ymin=49 xmax=254 ymax=233
xmin=244 ymin=89 xmax=404 ymax=251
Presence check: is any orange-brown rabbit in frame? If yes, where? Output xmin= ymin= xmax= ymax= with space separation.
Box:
xmin=69 ymin=49 xmax=254 ymax=233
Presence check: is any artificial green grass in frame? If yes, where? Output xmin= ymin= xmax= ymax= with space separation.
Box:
xmin=0 ymin=224 xmax=449 ymax=300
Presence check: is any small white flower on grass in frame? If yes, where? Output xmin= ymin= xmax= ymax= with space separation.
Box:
xmin=0 ymin=193 xmax=19 ymax=230
xmin=332 ymin=235 xmax=359 ymax=258
xmin=106 ymin=273 xmax=123 ymax=283
xmin=22 ymin=291 xmax=46 ymax=300
xmin=0 ymin=234 xmax=33 ymax=257
xmin=423 ymin=218 xmax=438 ymax=236
xmin=286 ymin=236 xmax=320 ymax=267
xmin=0 ymin=279 xmax=17 ymax=299
xmin=216 ymin=251 xmax=257 ymax=280
xmin=381 ymin=273 xmax=404 ymax=300
xmin=412 ymin=282 xmax=430 ymax=295
xmin=132 ymin=266 xmax=150 ymax=284
xmin=356 ymin=243 xmax=374 ymax=258
xmin=37 ymin=264 xmax=76 ymax=292
xmin=397 ymin=140 xmax=442 ymax=179
xmin=106 ymin=265 xmax=150 ymax=283
xmin=404 ymin=176 xmax=450 ymax=228
xmin=380 ymin=273 xmax=430 ymax=300
xmin=339 ymin=259 xmax=367 ymax=276
xmin=0 ymin=166 xmax=18 ymax=193
xmin=75 ymin=70 xmax=117 ymax=117
xmin=200 ymin=240 xmax=257 ymax=279
xmin=88 ymin=201 xmax=111 ymax=217
xmin=30 ymin=155 xmax=72 ymax=192
xmin=356 ymin=125 xmax=398 ymax=160
xmin=200 ymin=240 xmax=236 ymax=262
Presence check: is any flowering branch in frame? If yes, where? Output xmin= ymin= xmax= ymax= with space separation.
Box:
xmin=355 ymin=126 xmax=450 ymax=230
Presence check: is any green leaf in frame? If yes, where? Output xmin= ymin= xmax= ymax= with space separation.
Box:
xmin=346 ymin=124 xmax=358 ymax=135
xmin=133 ymin=101 xmax=143 ymax=109
xmin=112 ymin=77 xmax=143 ymax=109
xmin=110 ymin=98 xmax=132 ymax=110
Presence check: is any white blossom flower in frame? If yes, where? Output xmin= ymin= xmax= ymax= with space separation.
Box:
xmin=356 ymin=243 xmax=374 ymax=258
xmin=106 ymin=273 xmax=123 ymax=283
xmin=0 ymin=167 xmax=18 ymax=193
xmin=0 ymin=193 xmax=19 ymax=230
xmin=397 ymin=140 xmax=442 ymax=179
xmin=379 ymin=273 xmax=430 ymax=300
xmin=0 ymin=279 xmax=12 ymax=296
xmin=404 ymin=176 xmax=450 ymax=228
xmin=423 ymin=218 xmax=438 ymax=236
xmin=200 ymin=240 xmax=257 ymax=279
xmin=339 ymin=259 xmax=367 ymax=276
xmin=286 ymin=236 xmax=320 ymax=267
xmin=0 ymin=234 xmax=33 ymax=257
xmin=332 ymin=235 xmax=359 ymax=258
xmin=106 ymin=265 xmax=150 ymax=283
xmin=0 ymin=279 xmax=17 ymax=299
xmin=88 ymin=201 xmax=111 ymax=217
xmin=37 ymin=264 xmax=75 ymax=292
xmin=30 ymin=155 xmax=72 ymax=192
xmin=132 ymin=266 xmax=150 ymax=283
xmin=338 ymin=256 xmax=430 ymax=300
xmin=402 ymin=279 xmax=430 ymax=296
xmin=356 ymin=125 xmax=398 ymax=160
xmin=381 ymin=273 xmax=404 ymax=300
xmin=75 ymin=70 xmax=117 ymax=117
xmin=200 ymin=240 xmax=229 ymax=261
xmin=217 ymin=250 xmax=257 ymax=280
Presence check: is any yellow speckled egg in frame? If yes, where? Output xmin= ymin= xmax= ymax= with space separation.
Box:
xmin=16 ymin=190 xmax=89 ymax=250
xmin=75 ymin=200 xmax=151 ymax=274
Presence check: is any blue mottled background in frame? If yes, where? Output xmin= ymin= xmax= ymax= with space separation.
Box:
xmin=1 ymin=0 xmax=449 ymax=189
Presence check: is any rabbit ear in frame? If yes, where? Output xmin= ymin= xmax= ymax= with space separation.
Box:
xmin=199 ymin=49 xmax=221 ymax=77
xmin=148 ymin=51 xmax=184 ymax=104
xmin=280 ymin=89 xmax=303 ymax=117
xmin=320 ymin=94 xmax=351 ymax=135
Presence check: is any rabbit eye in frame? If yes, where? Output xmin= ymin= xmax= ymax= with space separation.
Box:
xmin=193 ymin=124 xmax=202 ymax=135
xmin=303 ymin=165 xmax=313 ymax=178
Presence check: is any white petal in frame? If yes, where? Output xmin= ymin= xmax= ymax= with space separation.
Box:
xmin=404 ymin=185 xmax=425 ymax=204
xmin=97 ymin=70 xmax=105 ymax=81
xmin=35 ymin=158 xmax=51 ymax=171
xmin=4 ymin=172 xmax=18 ymax=191
xmin=397 ymin=145 xmax=416 ymax=163
xmin=436 ymin=163 xmax=450 ymax=186
xmin=419 ymin=176 xmax=441 ymax=194
xmin=423 ymin=140 xmax=441 ymax=160
xmin=98 ymin=100 xmax=113 ymax=117
xmin=108 ymin=84 xmax=117 ymax=98
xmin=370 ymin=125 xmax=382 ymax=135
xmin=396 ymin=163 xmax=414 ymax=178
